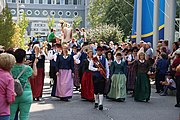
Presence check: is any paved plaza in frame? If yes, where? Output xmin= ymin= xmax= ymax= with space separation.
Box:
xmin=29 ymin=62 xmax=180 ymax=120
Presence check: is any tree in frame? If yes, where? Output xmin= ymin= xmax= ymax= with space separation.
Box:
xmin=73 ymin=16 xmax=82 ymax=29
xmin=11 ymin=24 xmax=21 ymax=48
xmin=88 ymin=0 xmax=134 ymax=36
xmin=0 ymin=5 xmax=15 ymax=50
xmin=88 ymin=0 xmax=109 ymax=28
xmin=86 ymin=24 xmax=123 ymax=43
xmin=47 ymin=15 xmax=55 ymax=31
xmin=18 ymin=12 xmax=29 ymax=48
xmin=103 ymin=0 xmax=134 ymax=36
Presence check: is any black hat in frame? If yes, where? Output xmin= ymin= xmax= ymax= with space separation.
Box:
xmin=96 ymin=46 xmax=103 ymax=51
xmin=72 ymin=45 xmax=77 ymax=49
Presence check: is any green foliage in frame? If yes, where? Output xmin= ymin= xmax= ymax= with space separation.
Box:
xmin=73 ymin=16 xmax=82 ymax=29
xmin=86 ymin=24 xmax=123 ymax=43
xmin=48 ymin=16 xmax=55 ymax=31
xmin=0 ymin=5 xmax=15 ymax=50
xmin=88 ymin=0 xmax=109 ymax=28
xmin=88 ymin=0 xmax=134 ymax=36
xmin=18 ymin=12 xmax=29 ymax=49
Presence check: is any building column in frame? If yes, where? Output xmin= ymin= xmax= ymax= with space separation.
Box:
xmin=164 ymin=0 xmax=176 ymax=50
xmin=136 ymin=0 xmax=142 ymax=44
xmin=153 ymin=0 xmax=159 ymax=50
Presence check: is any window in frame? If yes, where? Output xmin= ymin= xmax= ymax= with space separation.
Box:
xmin=34 ymin=10 xmax=40 ymax=16
xmin=30 ymin=0 xmax=34 ymax=3
xmin=77 ymin=0 xmax=81 ymax=5
xmin=25 ymin=0 xmax=30 ymax=4
xmin=39 ymin=0 xmax=43 ymax=4
xmin=21 ymin=0 xmax=25 ymax=3
xmin=7 ymin=0 xmax=12 ymax=3
xmin=73 ymin=0 xmax=77 ymax=5
xmin=60 ymin=0 xmax=64 ymax=5
xmin=65 ymin=0 xmax=72 ymax=5
xmin=65 ymin=0 xmax=68 ymax=4
xmin=52 ymin=0 xmax=56 ymax=4
xmin=11 ymin=9 xmax=16 ymax=15
xmin=50 ymin=11 xmax=55 ymax=16
xmin=43 ymin=0 xmax=47 ymax=4
xmin=56 ymin=0 xmax=60 ymax=4
xmin=42 ymin=10 xmax=48 ymax=16
xmin=58 ymin=11 xmax=63 ymax=16
xmin=26 ymin=10 xmax=32 ymax=15
xmin=34 ymin=0 xmax=39 ymax=4
xmin=66 ymin=11 xmax=71 ymax=16
xmin=48 ymin=0 xmax=51 ymax=4
xmin=12 ymin=0 xmax=16 ymax=3
xmin=73 ymin=11 xmax=78 ymax=16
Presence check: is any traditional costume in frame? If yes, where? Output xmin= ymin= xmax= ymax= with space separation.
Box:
xmin=107 ymin=59 xmax=127 ymax=101
xmin=134 ymin=60 xmax=151 ymax=102
xmin=126 ymin=53 xmax=137 ymax=91
xmin=30 ymin=54 xmax=45 ymax=101
xmin=89 ymin=46 xmax=109 ymax=110
xmin=80 ymin=49 xmax=94 ymax=101
xmin=55 ymin=54 xmax=74 ymax=100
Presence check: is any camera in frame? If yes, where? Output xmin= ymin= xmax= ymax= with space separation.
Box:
xmin=0 ymin=50 xmax=3 ymax=54
xmin=26 ymin=54 xmax=35 ymax=62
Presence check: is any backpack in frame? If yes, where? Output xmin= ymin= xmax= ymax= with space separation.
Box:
xmin=14 ymin=66 xmax=28 ymax=96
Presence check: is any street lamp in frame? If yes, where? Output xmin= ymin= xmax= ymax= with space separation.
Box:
xmin=177 ymin=1 xmax=180 ymax=38
xmin=16 ymin=0 xmax=25 ymax=23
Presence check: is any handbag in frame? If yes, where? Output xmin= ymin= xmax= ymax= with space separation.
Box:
xmin=14 ymin=66 xmax=28 ymax=96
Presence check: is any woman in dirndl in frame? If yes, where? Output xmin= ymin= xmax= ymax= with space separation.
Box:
xmin=71 ymin=45 xmax=80 ymax=91
xmin=107 ymin=53 xmax=127 ymax=102
xmin=81 ymin=49 xmax=94 ymax=101
xmin=126 ymin=47 xmax=138 ymax=95
xmin=30 ymin=45 xmax=45 ymax=101
xmin=134 ymin=52 xmax=151 ymax=102
xmin=55 ymin=43 xmax=74 ymax=101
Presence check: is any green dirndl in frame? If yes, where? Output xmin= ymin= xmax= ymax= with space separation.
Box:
xmin=107 ymin=74 xmax=126 ymax=99
xmin=134 ymin=73 xmax=151 ymax=102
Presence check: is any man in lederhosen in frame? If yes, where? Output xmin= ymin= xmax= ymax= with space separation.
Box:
xmin=89 ymin=46 xmax=109 ymax=110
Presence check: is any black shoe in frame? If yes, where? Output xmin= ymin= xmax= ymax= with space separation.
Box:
xmin=145 ymin=99 xmax=149 ymax=102
xmin=94 ymin=103 xmax=98 ymax=108
xmin=33 ymin=98 xmax=35 ymax=101
xmin=175 ymin=104 xmax=180 ymax=107
xmin=99 ymin=105 xmax=103 ymax=110
xmin=155 ymin=91 xmax=160 ymax=93
xmin=36 ymin=97 xmax=40 ymax=101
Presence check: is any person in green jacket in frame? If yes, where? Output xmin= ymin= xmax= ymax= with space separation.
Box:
xmin=48 ymin=28 xmax=56 ymax=44
xmin=107 ymin=52 xmax=127 ymax=102
xmin=10 ymin=49 xmax=38 ymax=120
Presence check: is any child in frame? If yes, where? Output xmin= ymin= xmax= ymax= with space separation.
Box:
xmin=160 ymin=73 xmax=176 ymax=96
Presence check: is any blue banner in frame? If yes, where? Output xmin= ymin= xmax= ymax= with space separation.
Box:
xmin=131 ymin=0 xmax=165 ymax=43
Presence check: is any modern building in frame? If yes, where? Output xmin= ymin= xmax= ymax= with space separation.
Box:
xmin=6 ymin=0 xmax=90 ymax=37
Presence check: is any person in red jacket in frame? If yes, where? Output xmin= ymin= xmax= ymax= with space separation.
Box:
xmin=171 ymin=49 xmax=180 ymax=107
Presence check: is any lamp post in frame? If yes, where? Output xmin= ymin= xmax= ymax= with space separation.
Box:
xmin=17 ymin=0 xmax=25 ymax=23
xmin=177 ymin=1 xmax=180 ymax=38
xmin=17 ymin=0 xmax=19 ymax=23
xmin=153 ymin=0 xmax=159 ymax=51
xmin=136 ymin=0 xmax=142 ymax=44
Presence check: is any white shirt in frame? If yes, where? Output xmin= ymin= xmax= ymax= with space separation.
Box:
xmin=73 ymin=54 xmax=80 ymax=64
xmin=115 ymin=59 xmax=121 ymax=64
xmin=89 ymin=55 xmax=110 ymax=79
xmin=167 ymin=78 xmax=176 ymax=88
xmin=47 ymin=49 xmax=56 ymax=60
